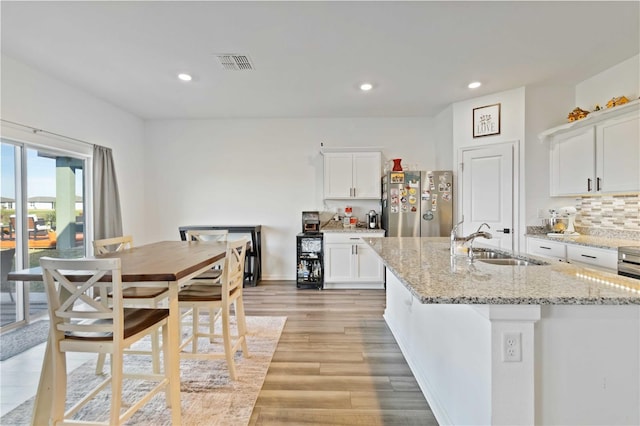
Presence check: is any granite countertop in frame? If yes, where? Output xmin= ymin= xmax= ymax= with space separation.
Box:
xmin=321 ymin=220 xmax=385 ymax=234
xmin=526 ymin=226 xmax=639 ymax=250
xmin=364 ymin=237 xmax=640 ymax=305
xmin=526 ymin=233 xmax=639 ymax=250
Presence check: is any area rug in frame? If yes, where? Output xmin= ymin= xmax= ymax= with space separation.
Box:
xmin=0 ymin=320 xmax=49 ymax=361
xmin=0 ymin=315 xmax=286 ymax=426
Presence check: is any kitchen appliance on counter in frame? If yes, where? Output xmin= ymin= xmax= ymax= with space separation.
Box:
xmin=366 ymin=210 xmax=379 ymax=229
xmin=302 ymin=211 xmax=320 ymax=233
xmin=618 ymin=246 xmax=640 ymax=280
xmin=381 ymin=170 xmax=453 ymax=237
xmin=546 ymin=207 xmax=579 ymax=236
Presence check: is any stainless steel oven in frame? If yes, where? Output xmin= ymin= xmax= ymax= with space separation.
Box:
xmin=618 ymin=246 xmax=640 ymax=280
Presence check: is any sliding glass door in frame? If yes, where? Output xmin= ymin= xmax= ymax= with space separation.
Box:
xmin=1 ymin=139 xmax=87 ymax=329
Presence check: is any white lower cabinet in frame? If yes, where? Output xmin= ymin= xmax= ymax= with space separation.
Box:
xmin=527 ymin=236 xmax=617 ymax=272
xmin=323 ymin=232 xmax=384 ymax=288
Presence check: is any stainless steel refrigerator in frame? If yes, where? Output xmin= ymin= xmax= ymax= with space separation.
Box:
xmin=381 ymin=170 xmax=453 ymax=237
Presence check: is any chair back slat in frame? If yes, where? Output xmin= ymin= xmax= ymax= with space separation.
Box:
xmin=52 ymin=268 xmax=109 ymax=313
xmin=186 ymin=229 xmax=228 ymax=242
xmin=93 ymin=235 xmax=133 ymax=255
xmin=222 ymin=237 xmax=248 ymax=296
xmin=41 ymin=257 xmax=123 ymax=340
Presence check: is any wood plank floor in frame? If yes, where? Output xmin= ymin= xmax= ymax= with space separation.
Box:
xmin=243 ymin=281 xmax=438 ymax=426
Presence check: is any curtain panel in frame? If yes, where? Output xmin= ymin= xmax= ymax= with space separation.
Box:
xmin=93 ymin=145 xmax=123 ymax=240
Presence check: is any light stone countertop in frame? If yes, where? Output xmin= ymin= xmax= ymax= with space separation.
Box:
xmin=364 ymin=237 xmax=640 ymax=305
xmin=526 ymin=233 xmax=639 ymax=250
xmin=321 ymin=220 xmax=385 ymax=234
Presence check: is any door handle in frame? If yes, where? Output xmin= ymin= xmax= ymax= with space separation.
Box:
xmin=496 ymin=228 xmax=511 ymax=234
xmin=596 ymin=177 xmax=601 ymax=191
xmin=587 ymin=178 xmax=592 ymax=192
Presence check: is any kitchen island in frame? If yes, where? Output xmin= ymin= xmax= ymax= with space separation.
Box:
xmin=364 ymin=237 xmax=640 ymax=425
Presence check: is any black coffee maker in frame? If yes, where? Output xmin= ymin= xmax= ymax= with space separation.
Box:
xmin=302 ymin=211 xmax=320 ymax=233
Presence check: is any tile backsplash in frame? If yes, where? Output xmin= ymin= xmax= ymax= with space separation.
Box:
xmin=576 ymin=194 xmax=639 ymax=231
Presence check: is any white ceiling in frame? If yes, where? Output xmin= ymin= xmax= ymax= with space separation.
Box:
xmin=2 ymin=1 xmax=639 ymax=120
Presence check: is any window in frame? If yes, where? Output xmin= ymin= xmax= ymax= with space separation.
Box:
xmin=1 ymin=138 xmax=90 ymax=328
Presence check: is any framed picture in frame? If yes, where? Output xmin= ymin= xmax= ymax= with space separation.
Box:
xmin=473 ymin=103 xmax=501 ymax=138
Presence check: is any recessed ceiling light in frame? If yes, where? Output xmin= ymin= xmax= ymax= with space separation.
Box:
xmin=360 ymin=83 xmax=373 ymax=91
xmin=178 ymin=73 xmax=192 ymax=82
xmin=468 ymin=81 xmax=482 ymax=89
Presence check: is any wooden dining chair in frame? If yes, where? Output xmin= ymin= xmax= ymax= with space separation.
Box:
xmin=181 ymin=229 xmax=229 ymax=344
xmin=40 ymin=257 xmax=176 ymax=425
xmin=185 ymin=229 xmax=229 ymax=281
xmin=93 ymin=235 xmax=168 ymax=374
xmin=178 ymin=237 xmax=250 ymax=380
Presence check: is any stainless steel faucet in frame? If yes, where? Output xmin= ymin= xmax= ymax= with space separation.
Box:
xmin=464 ymin=223 xmax=492 ymax=261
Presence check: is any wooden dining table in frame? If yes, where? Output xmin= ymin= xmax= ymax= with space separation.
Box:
xmin=8 ymin=240 xmax=228 ymax=426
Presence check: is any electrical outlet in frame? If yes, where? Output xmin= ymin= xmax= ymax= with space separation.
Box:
xmin=502 ymin=332 xmax=522 ymax=362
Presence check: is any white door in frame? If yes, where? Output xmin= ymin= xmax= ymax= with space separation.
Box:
xmin=461 ymin=143 xmax=514 ymax=251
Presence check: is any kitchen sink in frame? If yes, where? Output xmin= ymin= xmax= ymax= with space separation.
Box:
xmin=470 ymin=248 xmax=547 ymax=266
xmin=470 ymin=249 xmax=512 ymax=260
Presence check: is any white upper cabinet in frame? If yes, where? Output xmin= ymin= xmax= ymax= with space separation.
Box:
xmin=550 ymin=127 xmax=596 ymax=195
xmin=545 ymin=101 xmax=639 ymax=196
xmin=323 ymin=150 xmax=381 ymax=199
xmin=596 ymin=112 xmax=639 ymax=193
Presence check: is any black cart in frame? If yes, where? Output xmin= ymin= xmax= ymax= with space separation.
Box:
xmin=296 ymin=233 xmax=323 ymax=289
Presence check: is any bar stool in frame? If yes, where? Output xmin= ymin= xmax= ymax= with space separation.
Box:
xmin=93 ymin=235 xmax=168 ymax=374
xmin=178 ymin=237 xmax=250 ymax=379
xmin=40 ymin=256 xmax=176 ymax=425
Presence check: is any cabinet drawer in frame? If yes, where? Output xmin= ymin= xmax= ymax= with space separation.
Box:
xmin=323 ymin=232 xmax=382 ymax=244
xmin=566 ymin=245 xmax=618 ymax=271
xmin=527 ymin=238 xmax=566 ymax=261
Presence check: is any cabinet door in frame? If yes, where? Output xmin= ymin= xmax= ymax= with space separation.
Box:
xmin=550 ymin=127 xmax=596 ymax=196
xmin=596 ymin=113 xmax=640 ymax=193
xmin=324 ymin=243 xmax=353 ymax=282
xmin=352 ymin=152 xmax=381 ymax=198
xmin=353 ymin=243 xmax=384 ymax=282
xmin=324 ymin=153 xmax=354 ymax=198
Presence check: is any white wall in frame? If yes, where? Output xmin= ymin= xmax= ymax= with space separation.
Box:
xmin=0 ymin=55 xmax=147 ymax=241
xmin=524 ymin=83 xmax=576 ymax=226
xmin=576 ymin=54 xmax=639 ymax=110
xmin=144 ymin=117 xmax=433 ymax=279
xmin=433 ymin=105 xmax=453 ymax=171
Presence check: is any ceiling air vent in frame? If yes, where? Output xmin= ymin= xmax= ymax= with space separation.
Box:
xmin=215 ymin=54 xmax=254 ymax=71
